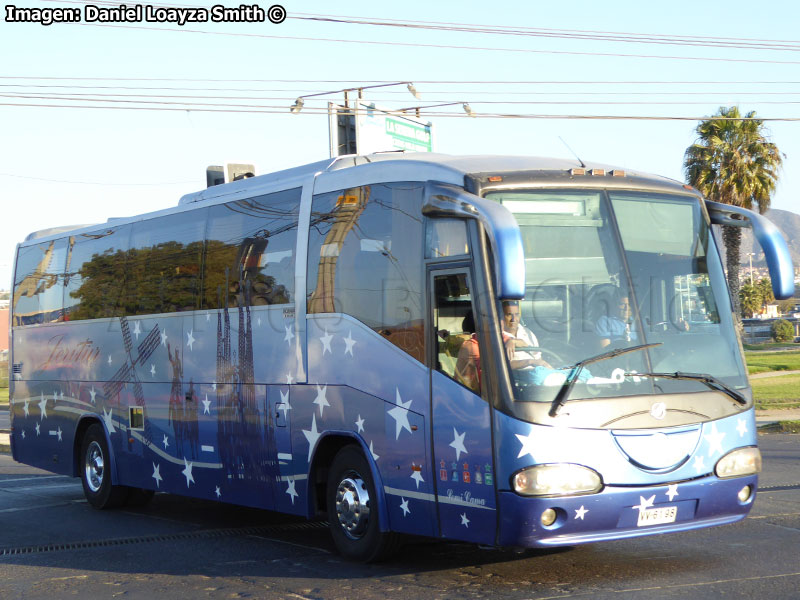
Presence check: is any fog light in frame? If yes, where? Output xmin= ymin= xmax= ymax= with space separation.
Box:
xmin=737 ymin=485 xmax=753 ymax=503
xmin=540 ymin=508 xmax=557 ymax=526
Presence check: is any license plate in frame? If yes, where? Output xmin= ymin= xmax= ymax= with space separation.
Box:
xmin=637 ymin=506 xmax=677 ymax=527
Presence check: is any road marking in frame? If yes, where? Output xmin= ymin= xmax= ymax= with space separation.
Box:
xmin=0 ymin=475 xmax=67 ymax=484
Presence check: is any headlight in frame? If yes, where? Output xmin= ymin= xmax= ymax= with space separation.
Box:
xmin=511 ymin=463 xmax=603 ymax=497
xmin=715 ymin=447 xmax=762 ymax=479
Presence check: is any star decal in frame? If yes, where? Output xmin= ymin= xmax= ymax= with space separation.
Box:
xmin=162 ymin=434 xmax=169 ymax=449
xmin=286 ymin=479 xmax=298 ymax=505
xmin=150 ymin=364 xmax=156 ymax=378
xmin=53 ymin=390 xmax=58 ymax=403
xmin=320 ymin=329 xmax=333 ymax=355
xmin=736 ymin=418 xmax=748 ymax=438
xmin=302 ymin=414 xmax=321 ymax=462
xmin=202 ymin=394 xmax=211 ymax=415
xmin=38 ymin=395 xmax=48 ymax=420
xmin=279 ymin=389 xmax=292 ymax=418
xmin=89 ymin=386 xmax=97 ymax=404
xmin=133 ymin=320 xmax=141 ymax=340
xmin=211 ymin=380 xmax=217 ymax=391
xmin=21 ymin=430 xmax=25 ymax=439
xmin=410 ymin=464 xmax=425 ymax=489
xmin=181 ymin=458 xmax=195 ymax=487
xmin=23 ymin=398 xmax=29 ymax=417
xmin=355 ymin=414 xmax=365 ymax=433
xmin=186 ymin=329 xmax=195 ymax=351
xmin=152 ymin=463 xmax=162 ymax=488
xmin=575 ymin=505 xmax=589 ymax=520
xmin=215 ymin=486 xmax=222 ymax=499
xmin=205 ymin=311 xmax=211 ymax=322
xmin=160 ymin=330 xmax=168 ymax=347
xmin=460 ymin=513 xmax=470 ymax=528
xmin=284 ymin=324 xmax=295 ymax=346
xmin=286 ymin=372 xmax=295 ymax=385
xmin=632 ymin=494 xmax=656 ymax=513
xmin=56 ymin=427 xmax=62 ymax=442
xmin=703 ymin=422 xmax=726 ymax=457
xmin=343 ymin=331 xmax=356 ymax=356
xmin=369 ymin=440 xmax=380 ymax=461
xmin=693 ymin=454 xmax=705 ymax=473
xmin=449 ymin=428 xmax=468 ymax=461
xmin=388 ymin=389 xmax=413 ymax=440
xmin=666 ymin=484 xmax=679 ymax=501
xmin=313 ymin=385 xmax=330 ymax=417
xmin=102 ymin=406 xmax=116 ymax=433
xmin=107 ymin=354 xmax=113 ymax=365
xmin=400 ymin=498 xmax=410 ymax=517
xmin=35 ymin=423 xmax=40 ymax=436
xmin=515 ymin=428 xmax=536 ymax=459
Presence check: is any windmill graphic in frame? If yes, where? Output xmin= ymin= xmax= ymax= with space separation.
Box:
xmin=103 ymin=316 xmax=160 ymax=446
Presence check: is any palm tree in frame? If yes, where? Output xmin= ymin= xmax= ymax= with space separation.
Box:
xmin=684 ymin=106 xmax=783 ymax=320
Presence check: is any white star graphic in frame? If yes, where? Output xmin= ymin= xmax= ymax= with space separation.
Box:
xmin=186 ymin=329 xmax=195 ymax=351
xmin=400 ymin=498 xmax=410 ymax=517
xmin=736 ymin=418 xmax=748 ymax=438
xmin=107 ymin=354 xmax=112 ymax=365
xmin=666 ymin=484 xmax=679 ymax=501
xmin=286 ymin=372 xmax=295 ymax=385
xmin=388 ymin=389 xmax=413 ymax=440
xmin=575 ymin=505 xmax=589 ymax=520
xmin=160 ymin=330 xmax=168 ymax=347
xmin=515 ymin=428 xmax=537 ymax=459
xmin=343 ymin=331 xmax=356 ymax=356
xmin=53 ymin=390 xmax=58 ymax=403
xmin=279 ymin=389 xmax=292 ymax=418
xmin=133 ymin=320 xmax=141 ymax=340
xmin=302 ymin=414 xmax=321 ymax=462
xmin=162 ymin=434 xmax=169 ymax=449
xmin=693 ymin=454 xmax=706 ymax=473
xmin=181 ymin=459 xmax=195 ymax=487
xmin=23 ymin=399 xmax=29 ymax=417
xmin=257 ymin=317 xmax=262 ymax=327
xmin=369 ymin=440 xmax=380 ymax=461
xmin=56 ymin=427 xmax=62 ymax=442
xmin=449 ymin=428 xmax=468 ymax=461
xmin=211 ymin=380 xmax=217 ymax=391
xmin=21 ymin=430 xmax=25 ymax=439
xmin=205 ymin=311 xmax=211 ymax=322
xmin=150 ymin=364 xmax=156 ymax=378
xmin=202 ymin=394 xmax=211 ymax=415
xmin=632 ymin=494 xmax=656 ymax=513
xmin=102 ymin=407 xmax=116 ymax=433
xmin=410 ymin=465 xmax=425 ymax=489
xmin=215 ymin=486 xmax=222 ymax=498
xmin=355 ymin=415 xmax=365 ymax=433
xmin=284 ymin=324 xmax=295 ymax=345
xmin=703 ymin=422 xmax=726 ymax=457
xmin=89 ymin=386 xmax=97 ymax=404
xmin=38 ymin=395 xmax=48 ymax=420
xmin=313 ymin=384 xmax=330 ymax=417
xmin=460 ymin=513 xmax=470 ymax=528
xmin=152 ymin=463 xmax=162 ymax=488
xmin=320 ymin=329 xmax=333 ymax=355
xmin=35 ymin=423 xmax=40 ymax=436
xmin=286 ymin=479 xmax=298 ymax=504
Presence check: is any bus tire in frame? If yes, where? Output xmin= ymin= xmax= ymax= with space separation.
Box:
xmin=80 ymin=423 xmax=129 ymax=509
xmin=326 ymin=445 xmax=398 ymax=562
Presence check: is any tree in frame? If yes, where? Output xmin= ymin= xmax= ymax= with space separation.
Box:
xmin=771 ymin=319 xmax=795 ymax=343
xmin=739 ymin=282 xmax=762 ymax=318
xmin=684 ymin=106 xmax=783 ymax=321
xmin=756 ymin=277 xmax=775 ymax=312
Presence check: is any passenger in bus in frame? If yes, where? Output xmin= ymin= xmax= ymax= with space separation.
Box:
xmin=455 ymin=311 xmax=481 ymax=392
xmin=502 ymin=301 xmax=552 ymax=370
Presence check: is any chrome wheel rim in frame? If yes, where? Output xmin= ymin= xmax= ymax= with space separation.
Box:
xmin=85 ymin=441 xmax=104 ymax=493
xmin=334 ymin=475 xmax=370 ymax=539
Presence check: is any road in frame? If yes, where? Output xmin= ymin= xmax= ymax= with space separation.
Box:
xmin=0 ymin=433 xmax=798 ymax=599
xmin=0 ymin=409 xmax=8 ymax=431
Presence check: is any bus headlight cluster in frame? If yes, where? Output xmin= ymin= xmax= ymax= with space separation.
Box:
xmin=512 ymin=463 xmax=603 ymax=497
xmin=714 ymin=447 xmax=762 ymax=479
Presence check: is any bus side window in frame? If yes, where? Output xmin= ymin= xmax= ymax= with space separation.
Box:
xmin=12 ymin=238 xmax=68 ymax=325
xmin=432 ymin=272 xmax=479 ymax=393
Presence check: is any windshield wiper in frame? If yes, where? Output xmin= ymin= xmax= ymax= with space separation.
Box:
xmin=548 ymin=343 xmax=662 ymax=417
xmin=623 ymin=371 xmax=747 ymax=405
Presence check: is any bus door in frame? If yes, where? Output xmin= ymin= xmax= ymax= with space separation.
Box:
xmin=429 ymin=268 xmax=497 ymax=544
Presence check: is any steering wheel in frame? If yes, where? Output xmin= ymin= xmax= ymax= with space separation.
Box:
xmin=513 ymin=345 xmax=568 ymax=368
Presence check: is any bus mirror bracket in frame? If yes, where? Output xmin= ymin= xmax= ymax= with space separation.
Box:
xmin=706 ymin=200 xmax=795 ymax=299
xmin=423 ymin=182 xmax=525 ymax=299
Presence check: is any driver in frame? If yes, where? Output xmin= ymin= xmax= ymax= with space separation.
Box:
xmin=502 ymin=301 xmax=551 ymax=369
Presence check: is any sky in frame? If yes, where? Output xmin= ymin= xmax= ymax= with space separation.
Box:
xmin=2 ymin=0 xmax=799 ymax=290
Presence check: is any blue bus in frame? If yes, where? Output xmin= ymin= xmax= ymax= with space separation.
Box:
xmin=9 ymin=154 xmax=794 ymax=561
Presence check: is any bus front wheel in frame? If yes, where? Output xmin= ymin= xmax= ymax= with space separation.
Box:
xmin=80 ymin=423 xmax=129 ymax=509
xmin=326 ymin=445 xmax=398 ymax=562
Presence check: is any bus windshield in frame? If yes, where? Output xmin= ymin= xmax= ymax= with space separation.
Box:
xmin=485 ymin=189 xmax=748 ymax=405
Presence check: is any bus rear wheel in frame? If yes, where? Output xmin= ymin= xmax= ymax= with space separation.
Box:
xmin=326 ymin=445 xmax=398 ymax=562
xmin=80 ymin=423 xmax=129 ymax=509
